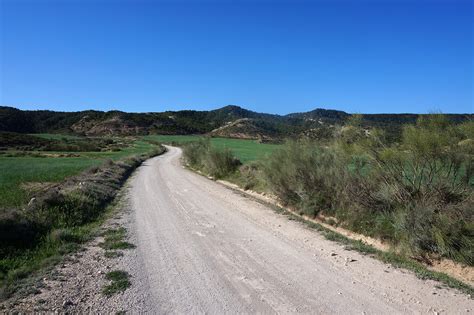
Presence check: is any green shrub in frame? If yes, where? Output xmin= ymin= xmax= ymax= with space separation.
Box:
xmin=0 ymin=209 xmax=45 ymax=252
xmin=237 ymin=162 xmax=265 ymax=191
xmin=263 ymin=140 xmax=346 ymax=216
xmin=260 ymin=115 xmax=473 ymax=265
xmin=182 ymin=139 xmax=241 ymax=179
xmin=343 ymin=115 xmax=473 ymax=263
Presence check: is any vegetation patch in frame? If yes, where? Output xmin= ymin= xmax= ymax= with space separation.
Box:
xmin=102 ymin=270 xmax=131 ymax=296
xmin=145 ymin=135 xmax=280 ymax=163
xmin=182 ymin=139 xmax=242 ymax=179
xmin=99 ymin=228 xmax=135 ymax=250
xmin=0 ymin=131 xmax=128 ymax=152
xmin=262 ymin=115 xmax=474 ymax=266
xmin=0 ymin=137 xmax=160 ymax=209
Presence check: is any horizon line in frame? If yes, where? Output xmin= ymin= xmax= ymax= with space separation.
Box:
xmin=1 ymin=104 xmax=472 ymax=116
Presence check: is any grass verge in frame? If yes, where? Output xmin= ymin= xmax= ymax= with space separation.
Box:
xmin=0 ymin=196 xmax=121 ymax=300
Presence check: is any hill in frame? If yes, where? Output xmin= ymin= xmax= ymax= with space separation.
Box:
xmin=209 ymin=118 xmax=280 ymax=141
xmin=0 ymin=105 xmax=472 ymax=141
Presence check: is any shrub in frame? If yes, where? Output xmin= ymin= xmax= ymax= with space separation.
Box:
xmin=202 ymin=147 xmax=241 ymax=178
xmin=263 ymin=140 xmax=346 ymax=216
xmin=182 ymin=139 xmax=241 ymax=179
xmin=260 ymin=115 xmax=473 ymax=264
xmin=339 ymin=115 xmax=473 ymax=263
xmin=0 ymin=209 xmax=45 ymax=251
xmin=237 ymin=162 xmax=265 ymax=191
xmin=182 ymin=139 xmax=210 ymax=168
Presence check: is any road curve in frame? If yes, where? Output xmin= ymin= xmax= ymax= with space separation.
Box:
xmin=124 ymin=146 xmax=473 ymax=313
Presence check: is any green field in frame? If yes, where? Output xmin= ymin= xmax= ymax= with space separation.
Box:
xmin=0 ymin=139 xmax=156 ymax=209
xmin=0 ymin=134 xmax=279 ymax=209
xmin=144 ymin=135 xmax=280 ymax=163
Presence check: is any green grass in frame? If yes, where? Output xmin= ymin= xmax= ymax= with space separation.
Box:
xmin=99 ymin=227 xmax=135 ymax=250
xmin=144 ymin=135 xmax=280 ymax=163
xmin=0 ymin=157 xmax=101 ymax=208
xmin=102 ymin=270 xmax=131 ymax=296
xmin=0 ymin=205 xmax=113 ymax=299
xmin=0 ymin=138 xmax=156 ymax=209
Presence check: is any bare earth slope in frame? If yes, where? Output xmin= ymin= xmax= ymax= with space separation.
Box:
xmin=122 ymin=146 xmax=473 ymax=313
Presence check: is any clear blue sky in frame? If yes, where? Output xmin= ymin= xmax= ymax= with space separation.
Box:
xmin=1 ymin=0 xmax=472 ymax=114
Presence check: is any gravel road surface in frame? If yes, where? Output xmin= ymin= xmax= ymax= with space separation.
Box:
xmin=123 ymin=146 xmax=472 ymax=313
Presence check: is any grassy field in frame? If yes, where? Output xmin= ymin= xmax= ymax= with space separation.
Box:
xmin=144 ymin=135 xmax=280 ymax=163
xmin=0 ymin=138 xmax=156 ymax=209
xmin=0 ymin=134 xmax=278 ymax=209
xmin=29 ymin=133 xmax=82 ymax=140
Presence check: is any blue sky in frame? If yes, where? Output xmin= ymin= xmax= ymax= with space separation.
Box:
xmin=1 ymin=0 xmax=472 ymax=114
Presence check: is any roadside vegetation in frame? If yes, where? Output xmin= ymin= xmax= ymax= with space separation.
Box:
xmin=0 ymin=133 xmax=164 ymax=298
xmin=181 ymin=115 xmax=473 ymax=268
xmin=100 ymin=227 xmax=135 ymax=251
xmin=182 ymin=139 xmax=242 ymax=179
xmin=145 ymin=135 xmax=280 ymax=163
xmin=102 ymin=270 xmax=131 ymax=296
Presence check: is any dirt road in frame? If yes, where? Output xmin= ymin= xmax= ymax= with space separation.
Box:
xmin=124 ymin=146 xmax=472 ymax=313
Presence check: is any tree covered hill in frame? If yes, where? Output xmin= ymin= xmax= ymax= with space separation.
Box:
xmin=0 ymin=105 xmax=472 ymax=141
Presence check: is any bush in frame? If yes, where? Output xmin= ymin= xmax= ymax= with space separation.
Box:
xmin=0 ymin=210 xmax=45 ymax=251
xmin=182 ymin=139 xmax=241 ymax=179
xmin=263 ymin=140 xmax=346 ymax=216
xmin=237 ymin=162 xmax=265 ymax=191
xmin=260 ymin=115 xmax=473 ymax=265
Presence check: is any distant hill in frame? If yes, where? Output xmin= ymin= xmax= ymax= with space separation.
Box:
xmin=286 ymin=108 xmax=350 ymax=122
xmin=0 ymin=105 xmax=472 ymax=141
xmin=209 ymin=118 xmax=281 ymax=141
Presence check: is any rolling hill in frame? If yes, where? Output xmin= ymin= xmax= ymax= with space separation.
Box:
xmin=0 ymin=105 xmax=472 ymax=141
